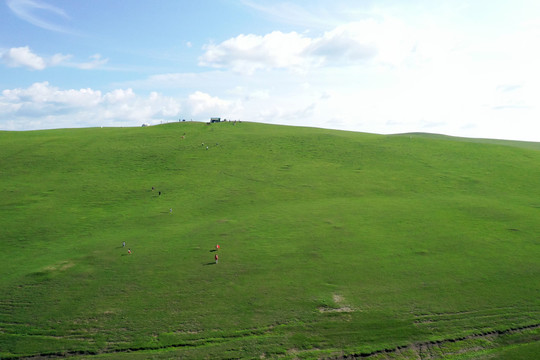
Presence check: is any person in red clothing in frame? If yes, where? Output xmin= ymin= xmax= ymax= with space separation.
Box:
xmin=216 ymin=244 xmax=220 ymax=250
xmin=128 ymin=248 xmax=132 ymax=255
xmin=215 ymin=254 xmax=218 ymax=264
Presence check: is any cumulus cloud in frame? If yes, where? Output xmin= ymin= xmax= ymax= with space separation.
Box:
xmin=0 ymin=82 xmax=243 ymax=130
xmin=0 ymin=46 xmax=108 ymax=70
xmin=2 ymin=81 xmax=101 ymax=106
xmin=306 ymin=22 xmax=379 ymax=65
xmin=187 ymin=91 xmax=239 ymax=117
xmin=199 ymin=18 xmax=417 ymax=73
xmin=200 ymin=31 xmax=313 ymax=74
xmin=0 ymin=82 xmax=182 ymax=129
xmin=1 ymin=46 xmax=46 ymax=70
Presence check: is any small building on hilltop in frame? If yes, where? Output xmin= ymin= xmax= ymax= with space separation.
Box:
xmin=210 ymin=117 xmax=221 ymax=123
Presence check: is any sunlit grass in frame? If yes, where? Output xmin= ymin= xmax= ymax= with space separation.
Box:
xmin=1 ymin=122 xmax=539 ymax=358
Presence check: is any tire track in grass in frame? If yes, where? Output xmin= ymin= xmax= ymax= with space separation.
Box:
xmin=337 ymin=323 xmax=540 ymax=359
xmin=2 ymin=323 xmax=283 ymax=359
xmin=3 ymin=323 xmax=539 ymax=359
xmin=412 ymin=306 xmax=540 ymax=328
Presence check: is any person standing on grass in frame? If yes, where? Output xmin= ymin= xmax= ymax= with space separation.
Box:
xmin=216 ymin=244 xmax=220 ymax=250
xmin=122 ymin=241 xmax=125 ymax=247
xmin=128 ymin=248 xmax=132 ymax=255
xmin=215 ymin=254 xmax=218 ymax=264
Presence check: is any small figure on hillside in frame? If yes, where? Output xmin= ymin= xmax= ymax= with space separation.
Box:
xmin=128 ymin=248 xmax=132 ymax=255
xmin=206 ymin=146 xmax=209 ymax=150
xmin=170 ymin=208 xmax=173 ymax=213
xmin=152 ymin=186 xmax=155 ymax=191
xmin=159 ymin=191 xmax=161 ymax=196
xmin=122 ymin=241 xmax=126 ymax=247
xmin=215 ymin=254 xmax=218 ymax=264
xmin=216 ymin=244 xmax=220 ymax=250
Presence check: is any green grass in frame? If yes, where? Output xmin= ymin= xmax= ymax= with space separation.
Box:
xmin=0 ymin=122 xmax=539 ymax=359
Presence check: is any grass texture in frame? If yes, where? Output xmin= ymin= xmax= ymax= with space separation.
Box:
xmin=0 ymin=122 xmax=538 ymax=359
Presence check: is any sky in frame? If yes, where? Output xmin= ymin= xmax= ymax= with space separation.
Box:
xmin=1 ymin=0 xmax=540 ymax=141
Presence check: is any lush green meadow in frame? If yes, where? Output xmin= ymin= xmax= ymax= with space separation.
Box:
xmin=0 ymin=122 xmax=538 ymax=359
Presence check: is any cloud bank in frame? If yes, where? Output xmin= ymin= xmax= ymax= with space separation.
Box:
xmin=0 ymin=82 xmax=239 ymax=130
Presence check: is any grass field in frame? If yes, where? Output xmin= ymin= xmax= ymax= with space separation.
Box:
xmin=0 ymin=121 xmax=539 ymax=359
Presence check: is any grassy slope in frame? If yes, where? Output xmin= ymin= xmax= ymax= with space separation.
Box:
xmin=0 ymin=122 xmax=539 ymax=359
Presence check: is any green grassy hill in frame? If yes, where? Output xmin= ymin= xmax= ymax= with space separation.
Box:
xmin=1 ymin=122 xmax=539 ymax=359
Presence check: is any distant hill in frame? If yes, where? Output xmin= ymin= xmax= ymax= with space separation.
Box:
xmin=400 ymin=132 xmax=540 ymax=150
xmin=1 ymin=122 xmax=539 ymax=359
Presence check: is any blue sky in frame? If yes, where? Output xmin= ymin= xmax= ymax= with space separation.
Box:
xmin=1 ymin=0 xmax=540 ymax=141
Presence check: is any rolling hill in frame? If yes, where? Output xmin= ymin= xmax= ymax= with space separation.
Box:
xmin=1 ymin=122 xmax=539 ymax=359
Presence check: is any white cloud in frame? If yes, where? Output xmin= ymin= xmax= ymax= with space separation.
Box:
xmin=9 ymin=81 xmax=102 ymax=106
xmin=0 ymin=82 xmax=182 ymax=129
xmin=104 ymin=88 xmax=136 ymax=103
xmin=306 ymin=22 xmax=378 ymax=64
xmin=199 ymin=18 xmax=420 ymax=73
xmin=1 ymin=46 xmax=46 ymax=70
xmin=200 ymin=31 xmax=313 ymax=74
xmin=0 ymin=83 xmax=242 ymax=130
xmin=187 ymin=91 xmax=239 ymax=117
xmin=74 ymin=54 xmax=109 ymax=70
xmin=0 ymin=46 xmax=108 ymax=70
xmin=49 ymin=53 xmax=73 ymax=66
